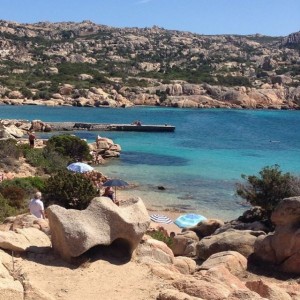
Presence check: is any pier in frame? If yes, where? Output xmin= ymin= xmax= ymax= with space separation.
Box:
xmin=46 ymin=122 xmax=175 ymax=132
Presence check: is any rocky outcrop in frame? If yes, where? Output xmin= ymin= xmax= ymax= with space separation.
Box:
xmin=199 ymin=251 xmax=247 ymax=276
xmin=0 ymin=228 xmax=51 ymax=253
xmin=171 ymin=231 xmax=199 ymax=257
xmin=254 ymin=196 xmax=300 ymax=274
xmin=46 ymin=197 xmax=150 ymax=261
xmin=196 ymin=229 xmax=265 ymax=260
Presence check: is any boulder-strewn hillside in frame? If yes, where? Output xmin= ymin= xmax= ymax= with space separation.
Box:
xmin=0 ymin=20 xmax=299 ymax=109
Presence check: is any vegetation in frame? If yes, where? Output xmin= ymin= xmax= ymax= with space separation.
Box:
xmin=22 ymin=145 xmax=69 ymax=174
xmin=0 ymin=176 xmax=46 ymax=221
xmin=147 ymin=230 xmax=173 ymax=248
xmin=236 ymin=165 xmax=300 ymax=213
xmin=46 ymin=134 xmax=92 ymax=162
xmin=43 ymin=170 xmax=97 ymax=210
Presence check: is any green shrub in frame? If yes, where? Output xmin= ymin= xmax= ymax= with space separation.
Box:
xmin=0 ymin=185 xmax=26 ymax=209
xmin=46 ymin=134 xmax=91 ymax=162
xmin=0 ymin=139 xmax=21 ymax=160
xmin=22 ymin=145 xmax=69 ymax=174
xmin=43 ymin=170 xmax=97 ymax=210
xmin=236 ymin=165 xmax=300 ymax=213
xmin=0 ymin=195 xmax=17 ymax=223
xmin=0 ymin=176 xmax=45 ymax=198
xmin=148 ymin=230 xmax=173 ymax=248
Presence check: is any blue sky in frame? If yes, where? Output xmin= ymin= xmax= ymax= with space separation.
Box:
xmin=0 ymin=0 xmax=299 ymax=36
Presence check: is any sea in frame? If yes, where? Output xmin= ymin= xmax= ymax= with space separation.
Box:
xmin=1 ymin=105 xmax=300 ymax=220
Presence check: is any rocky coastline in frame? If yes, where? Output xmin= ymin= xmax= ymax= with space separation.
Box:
xmin=1 ymin=81 xmax=300 ymax=110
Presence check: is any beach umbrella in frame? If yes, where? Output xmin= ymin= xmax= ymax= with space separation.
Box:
xmin=150 ymin=214 xmax=173 ymax=224
xmin=174 ymin=213 xmax=207 ymax=228
xmin=67 ymin=162 xmax=94 ymax=173
xmin=102 ymin=178 xmax=129 ymax=201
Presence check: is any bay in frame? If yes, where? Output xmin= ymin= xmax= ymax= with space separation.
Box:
xmin=1 ymin=105 xmax=300 ymax=220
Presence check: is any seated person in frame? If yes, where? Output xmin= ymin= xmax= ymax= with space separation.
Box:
xmin=102 ymin=187 xmax=114 ymax=201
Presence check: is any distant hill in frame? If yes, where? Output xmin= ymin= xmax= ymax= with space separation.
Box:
xmin=0 ymin=20 xmax=299 ymax=109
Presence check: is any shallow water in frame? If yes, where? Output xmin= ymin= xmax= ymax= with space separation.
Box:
xmin=1 ymin=105 xmax=300 ymax=220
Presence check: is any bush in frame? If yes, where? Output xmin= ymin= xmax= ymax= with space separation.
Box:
xmin=0 ymin=185 xmax=26 ymax=209
xmin=236 ymin=165 xmax=300 ymax=212
xmin=148 ymin=230 xmax=173 ymax=248
xmin=0 ymin=176 xmax=46 ymax=209
xmin=23 ymin=146 xmax=69 ymax=174
xmin=0 ymin=139 xmax=21 ymax=160
xmin=43 ymin=170 xmax=97 ymax=210
xmin=0 ymin=195 xmax=17 ymax=223
xmin=46 ymin=134 xmax=91 ymax=162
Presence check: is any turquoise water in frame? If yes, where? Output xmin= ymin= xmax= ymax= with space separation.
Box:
xmin=1 ymin=105 xmax=300 ymax=220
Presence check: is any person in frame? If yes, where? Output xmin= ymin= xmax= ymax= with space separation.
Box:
xmin=103 ymin=187 xmax=114 ymax=201
xmin=29 ymin=191 xmax=45 ymax=219
xmin=28 ymin=131 xmax=36 ymax=148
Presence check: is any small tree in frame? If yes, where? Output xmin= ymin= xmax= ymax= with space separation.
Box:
xmin=43 ymin=170 xmax=97 ymax=210
xmin=45 ymin=134 xmax=91 ymax=162
xmin=236 ymin=165 xmax=300 ymax=212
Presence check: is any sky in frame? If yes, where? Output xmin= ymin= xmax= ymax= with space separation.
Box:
xmin=0 ymin=0 xmax=299 ymax=36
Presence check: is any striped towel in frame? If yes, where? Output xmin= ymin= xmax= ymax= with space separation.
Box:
xmin=150 ymin=214 xmax=173 ymax=224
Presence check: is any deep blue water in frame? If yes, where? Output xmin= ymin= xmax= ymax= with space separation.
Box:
xmin=1 ymin=105 xmax=300 ymax=220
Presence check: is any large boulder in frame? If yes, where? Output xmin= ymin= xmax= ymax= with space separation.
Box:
xmin=196 ymin=229 xmax=264 ymax=260
xmin=199 ymin=251 xmax=247 ymax=276
xmin=171 ymin=231 xmax=199 ymax=257
xmin=254 ymin=196 xmax=300 ymax=274
xmin=46 ymin=197 xmax=150 ymax=261
xmin=3 ymin=125 xmax=24 ymax=138
xmin=0 ymin=228 xmax=51 ymax=253
xmin=135 ymin=236 xmax=174 ymax=265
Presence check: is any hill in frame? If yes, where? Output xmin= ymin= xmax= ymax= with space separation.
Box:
xmin=0 ymin=20 xmax=299 ymax=109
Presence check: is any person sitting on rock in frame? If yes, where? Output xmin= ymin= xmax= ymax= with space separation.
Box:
xmin=103 ymin=187 xmax=114 ymax=201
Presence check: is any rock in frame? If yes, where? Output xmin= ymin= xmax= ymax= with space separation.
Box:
xmin=227 ymin=290 xmax=267 ymax=300
xmin=246 ymin=280 xmax=292 ymax=300
xmin=5 ymin=214 xmax=49 ymax=234
xmin=173 ymin=256 xmax=196 ymax=275
xmin=200 ymin=265 xmax=247 ymax=291
xmin=271 ymin=196 xmax=300 ymax=226
xmin=0 ymin=228 xmax=51 ymax=253
xmin=135 ymin=236 xmax=174 ymax=265
xmin=78 ymin=74 xmax=93 ymax=80
xmin=172 ymin=277 xmax=232 ymax=299
xmin=199 ymin=251 xmax=247 ymax=275
xmin=8 ymin=90 xmax=23 ymax=99
xmin=4 ymin=125 xmax=24 ymax=138
xmin=46 ymin=197 xmax=150 ymax=261
xmin=157 ymin=289 xmax=202 ymax=300
xmin=196 ymin=229 xmax=263 ymax=260
xmin=149 ymin=263 xmax=182 ymax=281
xmin=254 ymin=196 xmax=300 ymax=274
xmin=0 ymin=262 xmax=24 ymax=300
xmin=45 ymin=67 xmax=58 ymax=75
xmin=186 ymin=219 xmax=224 ymax=238
xmin=171 ymin=231 xmax=199 ymax=257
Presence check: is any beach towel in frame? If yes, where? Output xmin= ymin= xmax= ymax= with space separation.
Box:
xmin=150 ymin=214 xmax=173 ymax=224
